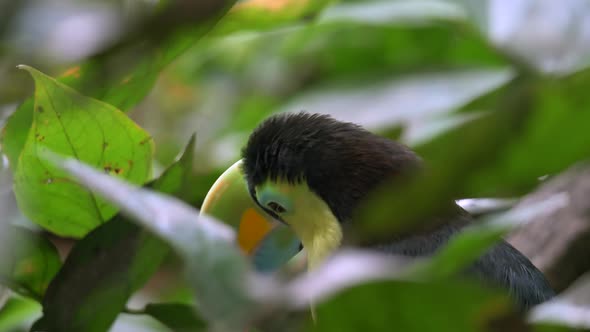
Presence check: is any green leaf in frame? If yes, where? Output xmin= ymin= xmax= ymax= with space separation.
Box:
xmin=309 ymin=279 xmax=518 ymax=332
xmin=533 ymin=323 xmax=583 ymax=332
xmin=42 ymin=143 xmax=254 ymax=330
xmin=280 ymin=21 xmax=507 ymax=82
xmin=1 ymin=98 xmax=34 ymax=170
xmin=0 ymin=296 xmax=41 ymax=332
xmin=354 ymin=77 xmax=532 ymax=239
xmin=34 ymin=136 xmax=195 ymax=332
xmin=212 ymin=0 xmax=332 ymax=36
xmin=411 ymin=193 xmax=568 ymax=279
xmin=279 ymin=68 xmax=513 ymax=138
xmin=459 ymin=0 xmax=590 ymax=75
xmin=469 ymin=69 xmax=590 ymax=195
xmin=34 ymin=220 xmax=168 ymax=332
xmin=1 ymin=0 xmax=237 ymax=170
xmin=529 ymin=272 xmax=590 ymax=331
xmin=318 ymin=0 xmax=466 ymax=26
xmin=144 ymin=303 xmax=206 ymax=332
xmin=0 ymin=227 xmax=61 ymax=300
xmin=150 ymin=134 xmax=198 ymax=203
xmin=12 ymin=66 xmax=153 ymax=238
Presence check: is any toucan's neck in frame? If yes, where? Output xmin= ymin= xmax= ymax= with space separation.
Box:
xmin=293 ymin=207 xmax=343 ymax=270
xmin=258 ymin=179 xmax=343 ymax=270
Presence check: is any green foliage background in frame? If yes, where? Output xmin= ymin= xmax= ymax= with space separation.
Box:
xmin=1 ymin=0 xmax=590 ymax=331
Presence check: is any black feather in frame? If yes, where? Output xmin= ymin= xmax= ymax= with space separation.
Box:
xmin=242 ymin=112 xmax=554 ymax=309
xmin=242 ymin=112 xmax=420 ymax=222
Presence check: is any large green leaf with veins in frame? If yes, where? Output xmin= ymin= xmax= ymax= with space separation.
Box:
xmin=13 ymin=66 xmax=153 ymax=238
xmin=32 ymin=136 xmax=195 ymax=332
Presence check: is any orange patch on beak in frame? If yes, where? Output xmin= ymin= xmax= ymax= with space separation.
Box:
xmin=238 ymin=208 xmax=274 ymax=254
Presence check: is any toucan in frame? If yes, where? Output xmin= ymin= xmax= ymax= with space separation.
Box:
xmin=201 ymin=112 xmax=554 ymax=309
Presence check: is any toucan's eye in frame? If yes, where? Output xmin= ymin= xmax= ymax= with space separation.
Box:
xmin=266 ymin=201 xmax=286 ymax=214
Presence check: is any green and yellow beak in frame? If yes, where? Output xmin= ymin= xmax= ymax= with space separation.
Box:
xmin=200 ymin=160 xmax=302 ymax=272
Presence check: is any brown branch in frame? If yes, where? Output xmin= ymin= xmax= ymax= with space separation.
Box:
xmin=507 ymin=163 xmax=590 ymax=292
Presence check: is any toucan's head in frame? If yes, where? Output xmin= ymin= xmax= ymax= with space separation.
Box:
xmin=202 ymin=112 xmax=420 ymax=270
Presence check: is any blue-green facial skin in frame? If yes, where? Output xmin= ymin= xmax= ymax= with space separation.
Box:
xmin=256 ymin=182 xmax=294 ymax=216
xmin=252 ymin=183 xmax=300 ymax=272
xmin=253 ymin=178 xmax=344 ymax=270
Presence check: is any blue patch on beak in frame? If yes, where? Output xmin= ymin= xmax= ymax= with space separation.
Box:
xmin=251 ymin=225 xmax=302 ymax=273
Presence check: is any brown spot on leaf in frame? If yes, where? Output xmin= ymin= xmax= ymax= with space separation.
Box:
xmin=17 ymin=260 xmax=36 ymax=274
xmin=114 ymin=168 xmax=123 ymax=175
xmin=102 ymin=142 xmax=109 ymax=150
xmin=61 ymin=66 xmax=81 ymax=78
xmin=139 ymin=137 xmax=152 ymax=145
xmin=104 ymin=164 xmax=112 ymax=173
xmin=127 ymin=160 xmax=134 ymax=167
xmin=37 ymin=106 xmax=44 ymax=113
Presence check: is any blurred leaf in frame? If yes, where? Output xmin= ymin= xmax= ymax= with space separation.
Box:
xmin=532 ymin=310 xmax=590 ymax=332
xmin=144 ymin=303 xmax=206 ymax=332
xmin=412 ymin=193 xmax=569 ymax=279
xmin=319 ymin=0 xmax=466 ymax=26
xmin=12 ymin=66 xmax=153 ymax=238
xmin=280 ymin=20 xmax=507 ymax=81
xmin=213 ymin=0 xmax=331 ymax=36
xmin=354 ymin=77 xmax=532 ymax=239
xmin=459 ymin=0 xmax=590 ymax=74
xmin=1 ymin=0 xmax=237 ymax=170
xmin=0 ymin=296 xmax=41 ymax=332
xmin=0 ymin=286 xmax=7 ymax=309
xmin=469 ymin=69 xmax=590 ymax=195
xmin=0 ymin=227 xmax=61 ymax=300
xmin=161 ymin=7 xmax=510 ymax=166
xmin=44 ymin=153 xmax=255 ymax=330
xmin=529 ymin=272 xmax=590 ymax=330
xmin=1 ymin=98 xmax=33 ymax=170
xmin=34 ymin=220 xmax=168 ymax=332
xmin=280 ymin=68 xmax=513 ymax=136
xmin=150 ymin=134 xmax=198 ymax=203
xmin=533 ymin=323 xmax=585 ymax=332
xmin=34 ymin=136 xmax=195 ymax=332
xmin=309 ymin=279 xmax=518 ymax=332
xmin=456 ymin=198 xmax=516 ymax=216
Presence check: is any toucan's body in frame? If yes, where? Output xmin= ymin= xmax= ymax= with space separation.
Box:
xmin=366 ymin=206 xmax=553 ymax=309
xmin=202 ymin=112 xmax=554 ymax=310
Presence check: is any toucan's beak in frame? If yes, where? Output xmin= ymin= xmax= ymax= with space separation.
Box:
xmin=201 ymin=160 xmax=301 ymax=272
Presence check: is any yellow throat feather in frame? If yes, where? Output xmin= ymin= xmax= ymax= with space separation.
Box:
xmin=255 ymin=179 xmax=342 ymax=270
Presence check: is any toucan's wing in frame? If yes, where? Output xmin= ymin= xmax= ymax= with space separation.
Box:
xmin=470 ymin=240 xmax=555 ymax=310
